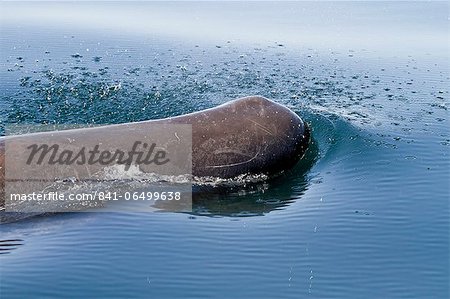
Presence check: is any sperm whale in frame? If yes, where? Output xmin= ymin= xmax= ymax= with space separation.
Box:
xmin=0 ymin=96 xmax=309 ymax=207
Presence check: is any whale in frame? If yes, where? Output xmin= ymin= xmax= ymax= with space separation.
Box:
xmin=168 ymin=96 xmax=310 ymax=177
xmin=0 ymin=96 xmax=310 ymax=208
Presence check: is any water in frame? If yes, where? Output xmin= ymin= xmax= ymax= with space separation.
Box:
xmin=1 ymin=2 xmax=449 ymax=298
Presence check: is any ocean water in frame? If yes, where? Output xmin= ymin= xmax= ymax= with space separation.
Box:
xmin=0 ymin=2 xmax=449 ymax=298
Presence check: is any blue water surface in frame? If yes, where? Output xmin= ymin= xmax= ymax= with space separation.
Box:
xmin=0 ymin=2 xmax=449 ymax=298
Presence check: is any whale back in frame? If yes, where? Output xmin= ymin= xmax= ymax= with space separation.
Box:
xmin=167 ymin=96 xmax=310 ymax=178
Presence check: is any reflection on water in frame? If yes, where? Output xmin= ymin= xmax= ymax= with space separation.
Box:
xmin=0 ymin=134 xmax=318 ymax=220
xmin=187 ymin=135 xmax=318 ymax=217
xmin=0 ymin=239 xmax=24 ymax=255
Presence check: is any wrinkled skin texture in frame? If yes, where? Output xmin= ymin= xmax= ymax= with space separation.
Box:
xmin=167 ymin=96 xmax=309 ymax=178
